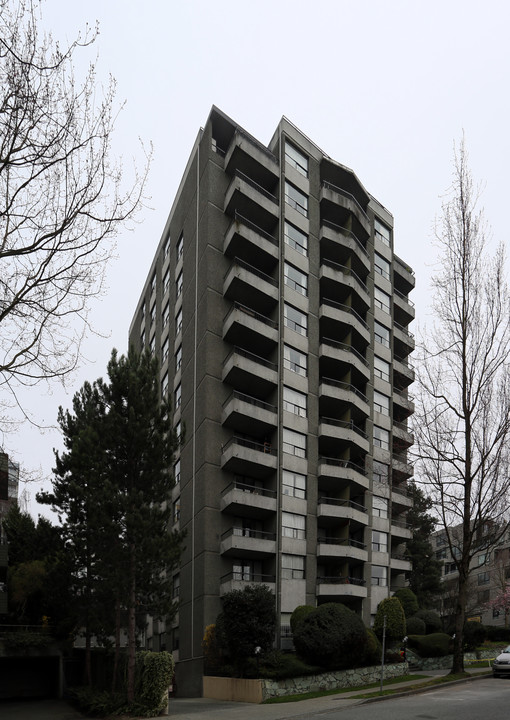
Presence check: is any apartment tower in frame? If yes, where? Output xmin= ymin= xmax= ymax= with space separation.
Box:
xmin=129 ymin=107 xmax=415 ymax=694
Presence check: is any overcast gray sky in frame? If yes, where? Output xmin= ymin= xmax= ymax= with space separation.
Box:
xmin=5 ymin=0 xmax=510 ymax=517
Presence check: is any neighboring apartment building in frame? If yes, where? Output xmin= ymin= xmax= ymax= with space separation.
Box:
xmin=0 ymin=451 xmax=20 ymax=615
xmin=129 ymin=106 xmax=415 ymax=694
xmin=435 ymin=523 xmax=510 ymax=628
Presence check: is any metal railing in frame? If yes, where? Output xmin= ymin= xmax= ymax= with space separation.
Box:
xmin=223 ymin=390 xmax=277 ymax=414
xmin=224 ymin=346 xmax=277 ymax=372
xmin=233 ymin=169 xmax=278 ymax=203
xmin=224 ymin=301 xmax=278 ymax=329
xmin=320 ymin=377 xmax=368 ymax=404
xmin=232 ymin=211 xmax=279 ymax=245
xmin=321 ymin=337 xmax=368 ymax=367
xmin=318 ymin=496 xmax=367 ymax=513
xmin=321 ymin=181 xmax=369 ymax=222
xmin=221 ymin=479 xmax=277 ymax=498
xmin=222 ymin=527 xmax=276 ymax=542
xmin=319 ymin=456 xmax=367 ymax=476
xmin=317 ymin=576 xmax=366 ymax=586
xmin=320 ymin=416 xmax=368 ymax=440
xmin=317 ymin=536 xmax=366 ymax=550
xmin=321 ymin=296 xmax=368 ymax=330
xmin=321 ymin=219 xmax=369 ymax=257
xmin=226 ymin=256 xmax=278 ymax=287
xmin=321 ymin=258 xmax=368 ymax=292
xmin=221 ymin=436 xmax=277 ymax=457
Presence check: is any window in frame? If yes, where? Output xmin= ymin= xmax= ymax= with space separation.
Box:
xmin=282 ymin=470 xmax=306 ymax=499
xmin=284 ymin=344 xmax=307 ymax=376
xmin=372 ymin=531 xmax=388 ymax=553
xmin=373 ymin=496 xmax=389 ymax=518
xmin=162 ymin=302 xmax=170 ymax=328
xmin=163 ymin=267 xmax=170 ymax=295
xmin=374 ymin=321 xmax=390 ymax=348
xmin=175 ymin=345 xmax=182 ymax=372
xmin=149 ymin=335 xmax=155 ymax=356
xmin=371 ymin=565 xmax=388 ymax=586
xmin=173 ymin=459 xmax=180 ymax=485
xmin=175 ymin=421 xmax=182 ymax=442
xmin=150 ymin=303 xmax=156 ymax=326
xmin=478 ymin=589 xmax=490 ymax=604
xmin=161 ymin=371 xmax=169 ymax=397
xmin=375 ymin=253 xmax=390 ymax=280
xmin=284 ymin=303 xmax=307 ymax=336
xmin=172 ymin=573 xmax=180 ymax=599
xmin=444 ymin=562 xmax=457 ymax=575
xmin=373 ymin=425 xmax=390 ymax=450
xmin=285 ymin=181 xmax=308 ymax=217
xmin=176 ymin=270 xmax=183 ymax=299
xmin=173 ymin=498 xmax=180 ymax=524
xmin=233 ymin=560 xmax=256 ymax=581
xmin=163 ymin=234 xmax=170 ymax=258
xmin=478 ymin=571 xmax=490 ymax=585
xmin=375 ymin=287 xmax=391 ymax=314
xmin=436 ymin=549 xmax=447 ymax=560
xmin=373 ymin=461 xmax=389 ymax=484
xmin=174 ymin=383 xmax=181 ymax=410
xmin=150 ymin=272 xmax=157 ymax=294
xmin=283 ymin=386 xmax=307 ymax=417
xmin=374 ymin=390 xmax=390 ymax=416
xmin=284 ymin=221 xmax=308 ymax=256
xmin=162 ymin=337 xmax=169 ymax=362
xmin=374 ymin=356 xmax=390 ymax=382
xmin=140 ymin=303 xmax=146 ymax=322
xmin=281 ymin=554 xmax=305 ymax=579
xmin=177 ymin=233 xmax=184 ymax=260
xmin=282 ymin=512 xmax=306 ymax=539
xmin=478 ymin=552 xmax=490 ymax=565
xmin=285 ymin=142 xmax=309 ymax=177
xmin=175 ymin=308 xmax=182 ymax=334
xmin=284 ymin=262 xmax=308 ymax=296
xmin=140 ymin=330 xmax=145 ymax=348
xmin=283 ymin=428 xmax=306 ymax=458
xmin=374 ymin=218 xmax=391 ymax=247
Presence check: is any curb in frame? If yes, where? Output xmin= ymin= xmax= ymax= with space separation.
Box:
xmin=359 ymin=670 xmax=492 ymax=704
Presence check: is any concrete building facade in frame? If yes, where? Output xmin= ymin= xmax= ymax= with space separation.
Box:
xmin=129 ymin=107 xmax=415 ymax=694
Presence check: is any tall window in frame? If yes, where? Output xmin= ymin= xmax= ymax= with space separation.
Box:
xmin=285 ymin=142 xmax=309 ymax=177
xmin=374 ymin=218 xmax=391 ymax=247
xmin=282 ymin=512 xmax=306 ymax=539
xmin=150 ymin=272 xmax=157 ymax=294
xmin=282 ymin=470 xmax=306 ymax=499
xmin=373 ymin=496 xmax=388 ymax=518
xmin=374 ymin=356 xmax=390 ymax=382
xmin=174 ymin=383 xmax=181 ymax=410
xmin=163 ymin=235 xmax=170 ymax=258
xmin=175 ymin=308 xmax=182 ymax=335
xmin=284 ymin=221 xmax=308 ymax=256
xmin=161 ymin=371 xmax=169 ymax=397
xmin=284 ymin=303 xmax=307 ymax=336
xmin=162 ymin=302 xmax=170 ymax=328
xmin=173 ymin=458 xmax=181 ymax=485
xmin=172 ymin=573 xmax=180 ymax=598
xmin=284 ymin=262 xmax=308 ymax=296
xmin=373 ymin=461 xmax=389 ymax=484
xmin=150 ymin=303 xmax=156 ymax=327
xmin=173 ymin=498 xmax=180 ymax=524
xmin=283 ymin=428 xmax=306 ymax=458
xmin=375 ymin=286 xmax=391 ymax=314
xmin=163 ymin=267 xmax=170 ymax=295
xmin=177 ymin=233 xmax=184 ymax=260
xmin=374 ymin=252 xmax=390 ymax=280
xmin=281 ymin=554 xmax=305 ymax=579
xmin=374 ymin=321 xmax=390 ymax=348
xmin=162 ymin=337 xmax=169 ymax=362
xmin=283 ymin=386 xmax=307 ymax=417
xmin=374 ymin=390 xmax=390 ymax=416
xmin=176 ymin=270 xmax=183 ymax=299
xmin=374 ymin=425 xmax=390 ymax=450
xmin=372 ymin=530 xmax=388 ymax=552
xmin=371 ymin=565 xmax=388 ymax=586
xmin=285 ymin=181 xmax=308 ymax=217
xmin=149 ymin=335 xmax=155 ymax=355
xmin=175 ymin=345 xmax=182 ymax=372
xmin=284 ymin=344 xmax=307 ymax=376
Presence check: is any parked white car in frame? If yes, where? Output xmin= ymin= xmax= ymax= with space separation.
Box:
xmin=493 ymin=646 xmax=510 ymax=677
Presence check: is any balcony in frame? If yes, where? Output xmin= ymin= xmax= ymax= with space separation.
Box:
xmin=394 ymin=255 xmax=416 ymax=295
xmin=223 ymin=302 xmax=278 ymax=355
xmin=224 ymin=213 xmax=279 ymax=274
xmin=319 ymin=298 xmax=370 ymax=347
xmin=390 ymin=554 xmax=412 ymax=572
xmin=320 ymin=182 xmax=371 ymax=236
xmin=224 ymin=257 xmax=278 ymax=315
xmin=393 ymin=420 xmax=414 ymax=449
xmin=394 ymin=288 xmax=415 ymax=327
xmin=318 ymin=457 xmax=369 ymax=493
xmin=220 ymin=571 xmax=276 ymax=597
xmin=391 ymin=484 xmax=413 ymax=510
xmin=225 ymin=129 xmax=279 ymax=190
xmin=224 ymin=170 xmax=279 ymax=233
xmin=221 ymin=436 xmax=277 ymax=478
xmin=319 ymin=378 xmax=369 ymax=421
xmin=316 ymin=575 xmax=367 ymax=599
xmin=319 ymin=417 xmax=369 ymax=455
xmin=393 ymin=321 xmax=415 ymax=356
xmin=222 ymin=347 xmax=278 ymax=396
xmin=320 ymin=259 xmax=370 ymax=310
xmin=390 ymin=518 xmax=412 ymax=540
xmin=220 ymin=527 xmax=276 ymax=558
xmin=320 ymin=338 xmax=370 ymax=382
xmin=320 ymin=219 xmax=370 ymax=277
xmin=317 ymin=497 xmax=368 ymax=528
xmin=221 ymin=480 xmax=277 ymax=518
xmin=222 ymin=391 xmax=277 ymax=436
xmin=317 ymin=537 xmax=368 ymax=562
xmin=393 ymin=388 xmax=415 ymax=418
xmin=393 ymin=355 xmax=415 ymax=389
xmin=392 ymin=451 xmax=413 ymax=480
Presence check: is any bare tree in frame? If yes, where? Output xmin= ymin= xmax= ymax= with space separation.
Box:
xmin=0 ymin=0 xmax=150 ymax=420
xmin=414 ymin=137 xmax=510 ymax=673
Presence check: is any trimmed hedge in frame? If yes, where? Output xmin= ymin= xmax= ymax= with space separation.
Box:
xmin=393 ymin=588 xmax=419 ymax=618
xmin=290 ymin=605 xmax=315 ymax=634
xmin=463 ymin=621 xmax=487 ymax=651
xmin=406 ymin=616 xmax=426 ymax=635
xmin=407 ymin=632 xmax=452 ymax=657
xmin=414 ymin=609 xmax=442 ymax=634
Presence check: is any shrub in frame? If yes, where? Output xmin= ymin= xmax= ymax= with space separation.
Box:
xmin=132 ymin=651 xmax=174 ymax=717
xmin=257 ymin=650 xmax=321 ymax=679
xmin=414 ymin=609 xmax=442 ymax=634
xmin=365 ymin=628 xmax=382 ymax=665
xmin=407 ymin=632 xmax=452 ymax=657
xmin=290 ymin=605 xmax=315 ymax=634
xmin=293 ymin=602 xmax=368 ymax=670
xmin=463 ymin=621 xmax=487 ymax=651
xmin=393 ymin=588 xmax=419 ymax=618
xmin=373 ymin=597 xmax=406 ymax=643
xmin=486 ymin=625 xmax=510 ymax=642
xmin=406 ymin=616 xmax=426 ymax=635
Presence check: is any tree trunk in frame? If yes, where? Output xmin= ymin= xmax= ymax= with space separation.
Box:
xmin=126 ymin=547 xmax=136 ymax=703
xmin=111 ymin=598 xmax=121 ymax=694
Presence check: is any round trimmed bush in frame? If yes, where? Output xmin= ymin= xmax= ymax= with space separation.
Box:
xmin=365 ymin=627 xmax=382 ymax=665
xmin=406 ymin=615 xmax=426 ymax=635
xmin=290 ymin=605 xmax=315 ymax=634
xmin=414 ymin=609 xmax=442 ymax=634
xmin=393 ymin=588 xmax=419 ymax=618
xmin=293 ymin=602 xmax=368 ymax=669
xmin=407 ymin=632 xmax=452 ymax=657
xmin=374 ymin=597 xmax=406 ymax=642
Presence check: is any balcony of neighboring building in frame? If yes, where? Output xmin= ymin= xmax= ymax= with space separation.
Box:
xmin=319 ymin=220 xmax=370 ymax=278
xmin=391 ymin=483 xmax=413 ymax=511
xmin=223 ymin=302 xmax=278 ymax=355
xmin=318 ymin=456 xmax=369 ymax=493
xmin=221 ymin=436 xmax=277 ymax=478
xmin=390 ymin=516 xmax=412 ymax=540
xmin=320 ymin=182 xmax=371 ymax=238
xmin=393 ymin=354 xmax=415 ymax=389
xmin=224 ymin=212 xmax=279 ymax=274
xmin=220 ymin=526 xmax=276 ymax=558
xmin=219 ymin=570 xmax=276 ymax=597
xmin=394 ymin=254 xmax=416 ymax=295
xmin=222 ymin=346 xmax=278 ymax=397
xmin=390 ymin=553 xmax=412 ymax=573
xmin=317 ymin=536 xmax=368 ymax=562
xmin=225 ymin=128 xmax=279 ymax=190
xmin=222 ymin=391 xmax=277 ymax=436
xmin=392 ymin=419 xmax=414 ymax=449
xmin=319 ymin=416 xmax=369 ymax=456
xmin=392 ymin=450 xmax=413 ymax=480
xmin=393 ymin=321 xmax=415 ymax=357
xmin=316 ymin=575 xmax=367 ymax=600
xmin=320 ymin=338 xmax=370 ymax=383
xmin=224 ymin=170 xmax=279 ymax=234
xmin=394 ymin=288 xmax=415 ymax=327
xmin=319 ymin=378 xmax=369 ymax=422
xmin=319 ymin=298 xmax=370 ymax=349
xmin=393 ymin=387 xmax=415 ymax=418
xmin=223 ymin=257 xmax=278 ymax=315
xmin=320 ymin=259 xmax=370 ymax=312
xmin=317 ymin=496 xmax=368 ymax=528
xmin=221 ymin=478 xmax=277 ymax=518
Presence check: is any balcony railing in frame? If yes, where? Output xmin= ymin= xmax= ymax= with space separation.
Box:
xmin=317 ymin=537 xmax=366 ymax=550
xmin=394 ymin=287 xmax=415 ymax=308
xmin=321 ymin=377 xmax=368 ymax=404
xmin=321 ymin=337 xmax=368 ymax=367
xmin=233 ymin=211 xmax=278 ymax=245
xmin=222 ymin=436 xmax=277 ymax=457
xmin=223 ymin=390 xmax=277 ymax=415
xmin=318 ymin=497 xmax=367 ymax=513
xmin=226 ymin=256 xmax=278 ymax=287
xmin=322 ymin=181 xmax=369 ymax=221
xmin=222 ymin=527 xmax=276 ymax=542
xmin=220 ymin=571 xmax=276 ymax=584
xmin=233 ymin=169 xmax=278 ymax=203
xmin=321 ymin=258 xmax=368 ymax=292
xmin=320 ymin=416 xmax=368 ymax=439
xmin=321 ymin=219 xmax=368 ymax=257
xmin=317 ymin=576 xmax=366 ymax=586
xmin=394 ymin=255 xmax=415 ymax=276
xmin=222 ymin=478 xmax=277 ymax=499
xmin=224 ymin=346 xmax=278 ymax=372
xmin=319 ymin=456 xmax=367 ymax=476
xmin=223 ymin=301 xmax=278 ymax=330
xmin=394 ymin=321 xmax=415 ymax=340
xmin=321 ymin=297 xmax=368 ymax=330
